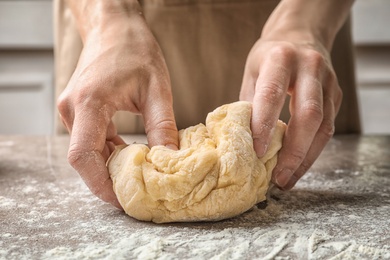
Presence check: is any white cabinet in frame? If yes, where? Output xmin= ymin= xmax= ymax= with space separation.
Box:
xmin=0 ymin=0 xmax=54 ymax=135
xmin=352 ymin=0 xmax=390 ymax=45
xmin=0 ymin=72 xmax=53 ymax=134
xmin=352 ymin=0 xmax=390 ymax=134
xmin=0 ymin=0 xmax=53 ymax=48
xmin=352 ymin=0 xmax=390 ymax=85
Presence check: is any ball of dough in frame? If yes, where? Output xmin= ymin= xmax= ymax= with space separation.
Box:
xmin=108 ymin=101 xmax=286 ymax=223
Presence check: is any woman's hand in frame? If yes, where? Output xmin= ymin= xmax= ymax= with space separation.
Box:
xmin=58 ymin=4 xmax=178 ymax=207
xmin=240 ymin=39 xmax=341 ymax=190
xmin=240 ymin=0 xmax=354 ymax=190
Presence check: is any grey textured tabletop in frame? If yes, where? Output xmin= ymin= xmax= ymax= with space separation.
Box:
xmin=0 ymin=135 xmax=389 ymax=259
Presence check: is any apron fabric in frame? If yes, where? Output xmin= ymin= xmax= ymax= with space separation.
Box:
xmin=54 ymin=0 xmax=361 ymax=135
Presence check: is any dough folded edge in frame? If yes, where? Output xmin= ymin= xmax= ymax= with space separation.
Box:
xmin=108 ymin=101 xmax=286 ymax=223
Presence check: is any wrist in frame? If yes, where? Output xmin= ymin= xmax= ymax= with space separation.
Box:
xmin=261 ymin=21 xmax=330 ymax=51
xmin=261 ymin=0 xmax=354 ymax=51
xmin=67 ymin=0 xmax=143 ymax=43
xmin=262 ymin=12 xmax=332 ymax=51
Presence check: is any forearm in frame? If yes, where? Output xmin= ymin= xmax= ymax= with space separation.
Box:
xmin=262 ymin=0 xmax=355 ymax=50
xmin=65 ymin=0 xmax=142 ymax=42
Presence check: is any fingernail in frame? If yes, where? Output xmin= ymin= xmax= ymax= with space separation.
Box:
xmin=283 ymin=175 xmax=298 ymax=191
xmin=166 ymin=144 xmax=178 ymax=151
xmin=276 ymin=169 xmax=293 ymax=187
xmin=254 ymin=138 xmax=268 ymax=158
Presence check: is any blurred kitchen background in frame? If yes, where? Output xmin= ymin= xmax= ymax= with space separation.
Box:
xmin=0 ymin=0 xmax=389 ymax=135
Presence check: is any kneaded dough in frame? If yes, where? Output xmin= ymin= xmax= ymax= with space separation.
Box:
xmin=108 ymin=101 xmax=286 ymax=223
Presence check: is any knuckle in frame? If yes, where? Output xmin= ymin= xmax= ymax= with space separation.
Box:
xmin=304 ymin=51 xmax=328 ymax=78
xmin=74 ymin=86 xmax=96 ymax=106
xmin=289 ymin=149 xmax=306 ymax=163
xmin=57 ymin=92 xmax=71 ymax=115
xmin=67 ymin=145 xmax=88 ymax=168
xmin=154 ymin=118 xmax=177 ymax=131
xmin=57 ymin=83 xmax=99 ymax=115
xmin=301 ymin=101 xmax=323 ymax=123
xmin=256 ymin=81 xmax=286 ymax=103
xmin=145 ymin=116 xmax=178 ymax=142
xmin=305 ymin=49 xmax=325 ymax=68
xmin=319 ymin=119 xmax=335 ymax=139
xmin=270 ymin=43 xmax=296 ymax=59
xmin=70 ymin=75 xmax=107 ymax=106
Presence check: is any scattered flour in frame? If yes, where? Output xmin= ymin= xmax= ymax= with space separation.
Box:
xmin=0 ymin=196 xmax=16 ymax=208
xmin=1 ymin=136 xmax=389 ymax=259
xmin=1 ymin=176 xmax=389 ymax=260
xmin=37 ymin=224 xmax=389 ymax=260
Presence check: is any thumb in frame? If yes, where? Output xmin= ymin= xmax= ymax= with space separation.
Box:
xmin=142 ymin=99 xmax=179 ymax=150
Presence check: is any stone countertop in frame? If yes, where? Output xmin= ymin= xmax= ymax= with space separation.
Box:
xmin=0 ymin=135 xmax=389 ymax=259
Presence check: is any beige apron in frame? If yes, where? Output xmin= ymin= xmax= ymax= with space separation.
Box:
xmin=54 ymin=0 xmax=361 ymax=135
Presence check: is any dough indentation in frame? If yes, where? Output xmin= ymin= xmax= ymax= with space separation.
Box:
xmin=108 ymin=101 xmax=286 ymax=223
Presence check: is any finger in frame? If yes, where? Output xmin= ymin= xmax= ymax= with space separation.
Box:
xmin=283 ymin=95 xmax=336 ymax=190
xmin=106 ymin=120 xmax=126 ymax=148
xmin=250 ymin=50 xmax=293 ymax=157
xmin=282 ymin=76 xmax=341 ymax=190
xmin=59 ymin=113 xmax=71 ymax=133
xmin=57 ymin=91 xmax=75 ymax=133
xmin=144 ymin=106 xmax=179 ymax=150
xmin=273 ymin=73 xmax=324 ymax=188
xmin=142 ymin=93 xmax=179 ymax=150
xmin=239 ymin=65 xmax=256 ymax=102
xmin=102 ymin=120 xmax=126 ymax=161
xmin=68 ymin=105 xmax=122 ymax=209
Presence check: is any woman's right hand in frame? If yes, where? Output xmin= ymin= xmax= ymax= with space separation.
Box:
xmin=57 ymin=8 xmax=179 ymax=207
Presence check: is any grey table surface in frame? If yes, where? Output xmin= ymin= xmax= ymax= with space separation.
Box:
xmin=0 ymin=135 xmax=389 ymax=260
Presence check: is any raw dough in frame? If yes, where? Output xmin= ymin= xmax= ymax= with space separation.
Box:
xmin=108 ymin=101 xmax=286 ymax=223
